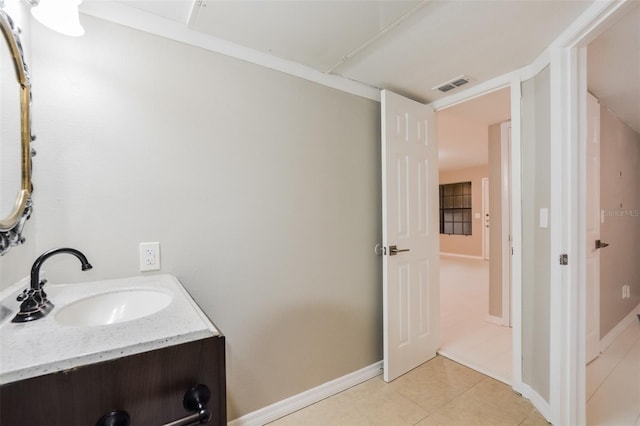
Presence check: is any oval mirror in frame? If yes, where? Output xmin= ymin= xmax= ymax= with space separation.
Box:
xmin=0 ymin=7 xmax=33 ymax=256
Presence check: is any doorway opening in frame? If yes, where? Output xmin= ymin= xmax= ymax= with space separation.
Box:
xmin=436 ymin=87 xmax=513 ymax=384
xmin=583 ymin=4 xmax=640 ymax=424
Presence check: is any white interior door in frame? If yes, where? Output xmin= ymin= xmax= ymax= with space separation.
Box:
xmin=381 ymin=90 xmax=439 ymax=383
xmin=585 ymin=92 xmax=601 ymax=364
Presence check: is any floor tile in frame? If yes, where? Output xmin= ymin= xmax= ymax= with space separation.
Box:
xmin=269 ymin=377 xmax=429 ymax=426
xmin=587 ymin=324 xmax=640 ymax=425
xmin=519 ymin=407 xmax=550 ymax=425
xmin=271 ymin=257 xmax=636 ymax=426
xmin=439 ymin=256 xmax=512 ymax=383
xmin=387 ymin=359 xmax=472 ymax=411
xmin=586 ymin=319 xmax=639 ymax=399
xmin=270 ymin=356 xmax=544 ymax=426
xmin=416 ymin=387 xmax=527 ymax=426
xmin=417 ymin=356 xmax=486 ymax=394
xmin=463 ymin=378 xmax=536 ymax=423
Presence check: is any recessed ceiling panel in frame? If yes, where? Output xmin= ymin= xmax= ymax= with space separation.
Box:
xmin=332 ymin=0 xmax=594 ymax=103
xmin=116 ymin=0 xmax=196 ymax=24
xmin=189 ymin=0 xmax=422 ymax=71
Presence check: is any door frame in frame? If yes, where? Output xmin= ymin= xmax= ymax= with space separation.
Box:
xmin=430 ymin=2 xmax=633 ymax=423
xmin=431 ymin=74 xmax=526 ymax=406
xmin=548 ymin=1 xmax=632 ymax=424
xmin=499 ymin=121 xmax=512 ymax=327
xmin=482 ymin=177 xmax=490 ymax=260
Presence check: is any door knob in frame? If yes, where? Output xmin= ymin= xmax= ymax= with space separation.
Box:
xmin=389 ymin=245 xmax=410 ymax=256
xmin=595 ymin=240 xmax=609 ymax=249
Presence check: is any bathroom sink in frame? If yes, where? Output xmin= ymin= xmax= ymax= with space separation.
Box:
xmin=1 ymin=274 xmax=219 ymax=385
xmin=55 ymin=289 xmax=172 ymax=326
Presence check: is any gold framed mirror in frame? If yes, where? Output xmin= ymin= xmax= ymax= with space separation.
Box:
xmin=0 ymin=6 xmax=33 ymax=255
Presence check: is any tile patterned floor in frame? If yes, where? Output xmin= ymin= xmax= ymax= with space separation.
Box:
xmin=268 ymin=356 xmax=546 ymax=426
xmin=439 ymin=256 xmax=512 ymax=384
xmin=269 ymin=256 xmax=638 ymax=425
xmin=586 ymin=318 xmax=640 ymax=425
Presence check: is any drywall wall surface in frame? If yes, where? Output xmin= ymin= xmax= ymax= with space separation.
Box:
xmin=439 ymin=165 xmax=488 ymax=257
xmin=488 ymin=123 xmax=502 ymax=318
xmin=599 ymin=106 xmax=640 ymax=337
xmin=520 ymin=66 xmax=551 ymax=403
xmin=28 ymin=14 xmax=381 ymax=420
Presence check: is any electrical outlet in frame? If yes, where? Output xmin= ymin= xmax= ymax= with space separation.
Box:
xmin=622 ymin=284 xmax=631 ymax=299
xmin=139 ymin=242 xmax=160 ymax=272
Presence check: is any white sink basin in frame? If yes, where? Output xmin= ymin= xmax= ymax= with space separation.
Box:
xmin=55 ymin=289 xmax=172 ymax=326
xmin=1 ymin=275 xmax=219 ymax=385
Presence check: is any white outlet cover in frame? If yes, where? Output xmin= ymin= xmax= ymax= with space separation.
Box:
xmin=139 ymin=242 xmax=160 ymax=272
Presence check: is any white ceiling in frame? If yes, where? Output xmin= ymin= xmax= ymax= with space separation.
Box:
xmin=89 ymin=0 xmax=638 ymax=169
xmin=189 ymin=1 xmax=425 ymax=74
xmin=587 ymin=3 xmax=640 ymax=134
xmin=107 ymin=0 xmax=595 ymax=104
xmin=186 ymin=0 xmax=594 ymax=104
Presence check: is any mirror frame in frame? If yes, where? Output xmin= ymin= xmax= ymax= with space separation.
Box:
xmin=0 ymin=6 xmax=33 ymax=255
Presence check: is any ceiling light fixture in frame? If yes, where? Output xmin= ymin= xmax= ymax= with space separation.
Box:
xmin=29 ymin=0 xmax=84 ymax=37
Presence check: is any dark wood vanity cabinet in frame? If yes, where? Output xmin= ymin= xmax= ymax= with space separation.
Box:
xmin=0 ymin=335 xmax=226 ymax=426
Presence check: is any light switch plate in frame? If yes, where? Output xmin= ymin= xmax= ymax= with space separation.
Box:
xmin=539 ymin=208 xmax=549 ymax=228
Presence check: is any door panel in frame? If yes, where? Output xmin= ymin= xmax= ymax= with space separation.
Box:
xmin=382 ymin=90 xmax=439 ymax=382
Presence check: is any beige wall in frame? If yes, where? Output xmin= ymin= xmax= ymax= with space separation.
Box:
xmin=488 ymin=123 xmax=503 ymax=318
xmin=439 ymin=165 xmax=488 ymax=257
xmin=521 ymin=66 xmax=551 ymax=403
xmin=599 ymin=106 xmax=640 ymax=337
xmin=1 ymin=14 xmax=382 ymax=421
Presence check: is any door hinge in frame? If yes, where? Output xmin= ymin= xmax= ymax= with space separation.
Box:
xmin=559 ymin=254 xmax=568 ymax=265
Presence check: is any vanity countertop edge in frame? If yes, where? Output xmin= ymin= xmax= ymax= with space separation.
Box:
xmin=0 ymin=274 xmax=220 ymax=385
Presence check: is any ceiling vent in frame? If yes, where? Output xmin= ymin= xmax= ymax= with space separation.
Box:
xmin=433 ymin=75 xmax=474 ymax=93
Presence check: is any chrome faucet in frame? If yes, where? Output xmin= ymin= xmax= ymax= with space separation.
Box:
xmin=11 ymin=248 xmax=93 ymax=323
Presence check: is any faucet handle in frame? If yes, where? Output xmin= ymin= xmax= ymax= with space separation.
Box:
xmin=16 ymin=288 xmax=34 ymax=302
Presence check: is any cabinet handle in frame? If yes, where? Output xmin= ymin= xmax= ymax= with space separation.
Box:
xmin=96 ymin=384 xmax=212 ymax=426
xmin=162 ymin=411 xmax=209 ymax=426
xmin=163 ymin=385 xmax=212 ymax=426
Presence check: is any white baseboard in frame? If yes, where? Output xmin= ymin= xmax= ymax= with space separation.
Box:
xmin=228 ymin=361 xmax=383 ymax=426
xmin=600 ymin=303 xmax=640 ymax=353
xmin=485 ymin=315 xmax=506 ymax=326
xmin=440 ymin=252 xmax=484 ymax=260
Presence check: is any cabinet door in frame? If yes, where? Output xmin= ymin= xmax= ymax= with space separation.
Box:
xmin=0 ymin=336 xmax=226 ymax=425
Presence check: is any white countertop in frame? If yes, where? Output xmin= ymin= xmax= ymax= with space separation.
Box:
xmin=0 ymin=274 xmax=220 ymax=385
